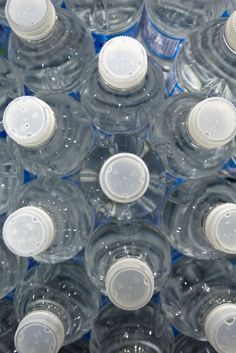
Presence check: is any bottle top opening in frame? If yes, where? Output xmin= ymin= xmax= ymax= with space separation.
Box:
xmin=98 ymin=36 xmax=148 ymax=90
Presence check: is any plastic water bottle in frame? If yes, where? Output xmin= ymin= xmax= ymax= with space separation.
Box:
xmin=90 ymin=302 xmax=174 ymax=353
xmin=80 ymin=36 xmax=164 ymax=134
xmin=85 ymin=221 xmax=171 ymax=311
xmin=2 ymin=176 xmax=94 ymax=263
xmin=0 ymin=138 xmax=21 ymax=215
xmin=3 ymin=94 xmax=93 ymax=177
xmin=14 ymin=261 xmax=99 ymax=353
xmin=0 ymin=215 xmax=27 ymax=298
xmin=166 ymin=11 xmax=236 ymax=101
xmin=0 ymin=299 xmax=18 ymax=353
xmin=141 ymin=0 xmax=232 ymax=73
xmin=174 ymin=335 xmax=217 ymax=353
xmin=161 ymin=257 xmax=236 ymax=353
xmin=151 ymin=95 xmax=236 ymax=179
xmin=79 ymin=133 xmax=167 ymax=221
xmin=64 ymin=0 xmax=144 ymax=52
xmin=162 ymin=175 xmax=236 ymax=259
xmin=6 ymin=0 xmax=94 ymax=96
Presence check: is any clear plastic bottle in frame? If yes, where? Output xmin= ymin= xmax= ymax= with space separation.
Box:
xmin=3 ymin=94 xmax=93 ymax=177
xmin=14 ymin=261 xmax=99 ymax=353
xmin=166 ymin=11 xmax=236 ymax=100
xmin=90 ymin=302 xmax=174 ymax=353
xmin=80 ymin=36 xmax=164 ymax=134
xmin=161 ymin=257 xmax=236 ymax=353
xmin=85 ymin=221 xmax=171 ymax=311
xmin=162 ymin=176 xmax=236 ymax=259
xmin=141 ymin=0 xmax=232 ymax=73
xmin=79 ymin=133 xmax=167 ymax=221
xmin=64 ymin=0 xmax=144 ymax=52
xmin=3 ymin=177 xmax=94 ymax=263
xmin=0 ymin=299 xmax=18 ymax=353
xmin=0 ymin=215 xmax=27 ymax=298
xmin=0 ymin=138 xmax=22 ymax=215
xmin=6 ymin=0 xmax=94 ymax=95
xmin=174 ymin=335 xmax=217 ymax=353
xmin=151 ymin=94 xmax=236 ymax=179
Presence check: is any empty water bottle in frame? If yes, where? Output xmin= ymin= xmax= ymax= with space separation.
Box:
xmin=14 ymin=261 xmax=99 ymax=353
xmin=0 ymin=215 xmax=27 ymax=298
xmin=141 ymin=0 xmax=232 ymax=73
xmin=6 ymin=0 xmax=94 ymax=95
xmin=0 ymin=138 xmax=21 ymax=215
xmin=65 ymin=0 xmax=144 ymax=52
xmin=151 ymin=95 xmax=236 ymax=179
xmin=3 ymin=94 xmax=93 ymax=177
xmin=166 ymin=11 xmax=236 ymax=100
xmin=80 ymin=36 xmax=164 ymax=133
xmin=161 ymin=257 xmax=236 ymax=353
xmin=79 ymin=134 xmax=167 ymax=220
xmin=174 ymin=335 xmax=217 ymax=353
xmin=3 ymin=177 xmax=94 ymax=263
xmin=85 ymin=221 xmax=171 ymax=310
xmin=162 ymin=176 xmax=236 ymax=259
xmin=90 ymin=302 xmax=174 ymax=353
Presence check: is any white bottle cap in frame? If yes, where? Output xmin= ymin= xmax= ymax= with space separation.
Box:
xmin=105 ymin=257 xmax=154 ymax=311
xmin=15 ymin=310 xmax=65 ymax=353
xmin=98 ymin=36 xmax=148 ymax=90
xmin=187 ymin=97 xmax=236 ymax=149
xmin=3 ymin=96 xmax=56 ymax=148
xmin=5 ymin=0 xmax=57 ymax=41
xmin=204 ymin=303 xmax=236 ymax=353
xmin=224 ymin=12 xmax=236 ymax=53
xmin=99 ymin=153 xmax=150 ymax=204
xmin=3 ymin=206 xmax=55 ymax=257
xmin=204 ymin=203 xmax=236 ymax=254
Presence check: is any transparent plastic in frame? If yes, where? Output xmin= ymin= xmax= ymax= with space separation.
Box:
xmin=160 ymin=257 xmax=236 ymax=344
xmin=151 ymin=94 xmax=235 ymax=179
xmin=79 ymin=134 xmax=167 ymax=220
xmin=168 ymin=13 xmax=236 ymax=102
xmin=0 ymin=299 xmax=18 ymax=353
xmin=6 ymin=177 xmax=94 ymax=263
xmin=60 ymin=340 xmax=89 ymax=353
xmin=85 ymin=221 xmax=171 ymax=310
xmin=174 ymin=335 xmax=217 ymax=353
xmin=80 ymin=39 xmax=164 ymax=133
xmin=0 ymin=215 xmax=28 ymax=298
xmin=142 ymin=0 xmax=233 ymax=72
xmin=14 ymin=261 xmax=99 ymax=349
xmin=90 ymin=302 xmax=174 ymax=353
xmin=0 ymin=138 xmax=22 ymax=215
xmin=7 ymin=1 xmax=94 ymax=94
xmin=5 ymin=93 xmax=93 ymax=177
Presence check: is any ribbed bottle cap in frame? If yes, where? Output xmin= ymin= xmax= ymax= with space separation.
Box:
xmin=99 ymin=153 xmax=150 ymax=204
xmin=224 ymin=11 xmax=236 ymax=53
xmin=204 ymin=303 xmax=236 ymax=353
xmin=204 ymin=203 xmax=236 ymax=254
xmin=15 ymin=310 xmax=65 ymax=353
xmin=187 ymin=97 xmax=236 ymax=149
xmin=3 ymin=96 xmax=56 ymax=148
xmin=5 ymin=0 xmax=57 ymax=41
xmin=98 ymin=36 xmax=148 ymax=90
xmin=105 ymin=257 xmax=154 ymax=311
xmin=3 ymin=206 xmax=55 ymax=257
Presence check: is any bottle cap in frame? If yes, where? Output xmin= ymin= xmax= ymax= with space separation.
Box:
xmin=204 ymin=303 xmax=236 ymax=353
xmin=105 ymin=257 xmax=154 ymax=311
xmin=99 ymin=153 xmax=150 ymax=204
xmin=224 ymin=11 xmax=236 ymax=53
xmin=3 ymin=206 xmax=55 ymax=257
xmin=15 ymin=310 xmax=65 ymax=353
xmin=204 ymin=203 xmax=236 ymax=254
xmin=98 ymin=36 xmax=148 ymax=90
xmin=3 ymin=96 xmax=56 ymax=148
xmin=187 ymin=97 xmax=236 ymax=149
xmin=5 ymin=0 xmax=57 ymax=41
